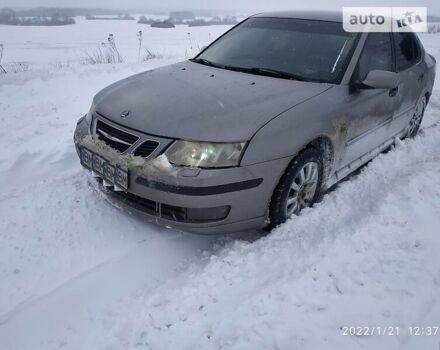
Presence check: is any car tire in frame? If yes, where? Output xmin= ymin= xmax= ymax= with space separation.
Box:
xmin=406 ymin=95 xmax=427 ymax=138
xmin=267 ymin=147 xmax=324 ymax=230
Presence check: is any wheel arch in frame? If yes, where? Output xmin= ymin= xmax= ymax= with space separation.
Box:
xmin=270 ymin=134 xmax=336 ymax=197
xmin=306 ymin=136 xmax=335 ymax=180
xmin=267 ymin=135 xmax=335 ymax=205
xmin=266 ymin=145 xmax=327 ymax=230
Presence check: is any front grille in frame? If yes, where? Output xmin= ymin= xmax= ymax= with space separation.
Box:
xmin=134 ymin=140 xmax=160 ymax=157
xmin=110 ymin=190 xmax=185 ymax=220
xmin=95 ymin=119 xmax=139 ymax=152
xmin=113 ymin=190 xmax=157 ymax=214
xmin=106 ymin=188 xmax=229 ymax=223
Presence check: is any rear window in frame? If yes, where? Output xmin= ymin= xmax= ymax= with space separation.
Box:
xmin=358 ymin=33 xmax=393 ymax=80
xmin=393 ymin=32 xmax=421 ymax=72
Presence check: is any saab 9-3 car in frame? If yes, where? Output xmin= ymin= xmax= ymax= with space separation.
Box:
xmin=74 ymin=11 xmax=436 ymax=234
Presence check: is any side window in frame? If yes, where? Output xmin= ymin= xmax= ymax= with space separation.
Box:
xmin=357 ymin=33 xmax=393 ymax=80
xmin=393 ymin=32 xmax=420 ymax=72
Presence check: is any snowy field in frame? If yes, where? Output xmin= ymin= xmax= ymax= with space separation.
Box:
xmin=0 ymin=19 xmax=440 ymax=350
xmin=0 ymin=16 xmax=231 ymax=66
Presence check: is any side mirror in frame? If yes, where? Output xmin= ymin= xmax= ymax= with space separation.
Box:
xmin=360 ymin=70 xmax=399 ymax=90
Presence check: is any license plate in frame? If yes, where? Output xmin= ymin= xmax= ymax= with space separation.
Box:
xmin=80 ymin=147 xmax=129 ymax=191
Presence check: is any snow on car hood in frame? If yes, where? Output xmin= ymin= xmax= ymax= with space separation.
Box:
xmin=94 ymin=61 xmax=332 ymax=142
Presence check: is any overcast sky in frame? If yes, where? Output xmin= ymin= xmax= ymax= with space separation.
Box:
xmin=1 ymin=0 xmax=439 ymax=15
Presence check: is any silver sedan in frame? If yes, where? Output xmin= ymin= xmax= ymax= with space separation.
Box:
xmin=74 ymin=11 xmax=436 ymax=234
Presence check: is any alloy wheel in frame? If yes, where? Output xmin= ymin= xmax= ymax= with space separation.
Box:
xmin=285 ymin=161 xmax=319 ymax=217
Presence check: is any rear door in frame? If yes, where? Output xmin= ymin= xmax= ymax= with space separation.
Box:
xmin=339 ymin=32 xmax=396 ymax=168
xmin=390 ymin=32 xmax=425 ymax=134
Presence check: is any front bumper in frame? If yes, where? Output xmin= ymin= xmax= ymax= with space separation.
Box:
xmin=74 ymin=116 xmax=291 ymax=234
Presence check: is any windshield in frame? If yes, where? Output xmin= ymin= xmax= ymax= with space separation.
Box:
xmin=195 ymin=17 xmax=359 ymax=84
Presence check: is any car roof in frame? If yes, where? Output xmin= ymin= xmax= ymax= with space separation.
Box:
xmin=252 ymin=10 xmax=342 ymax=23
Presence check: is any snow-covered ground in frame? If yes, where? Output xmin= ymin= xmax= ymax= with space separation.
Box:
xmin=0 ymin=16 xmax=231 ymax=66
xmin=0 ymin=20 xmax=439 ymax=350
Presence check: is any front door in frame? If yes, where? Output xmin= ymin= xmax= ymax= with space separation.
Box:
xmin=339 ymin=32 xmax=396 ymax=169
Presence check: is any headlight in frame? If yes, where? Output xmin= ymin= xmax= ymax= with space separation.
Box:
xmin=85 ymin=102 xmax=95 ymax=125
xmin=165 ymin=140 xmax=246 ymax=168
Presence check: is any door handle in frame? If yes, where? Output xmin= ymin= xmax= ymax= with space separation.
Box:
xmin=418 ymin=73 xmax=425 ymax=82
xmin=389 ymin=86 xmax=398 ymax=97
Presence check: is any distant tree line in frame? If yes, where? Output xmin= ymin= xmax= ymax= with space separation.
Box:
xmin=186 ymin=16 xmax=239 ymax=27
xmin=0 ymin=8 xmax=75 ymax=26
xmin=9 ymin=7 xmax=130 ymax=17
xmin=138 ymin=12 xmax=239 ymax=27
xmin=168 ymin=11 xmax=238 ymax=26
xmin=85 ymin=13 xmax=134 ymax=21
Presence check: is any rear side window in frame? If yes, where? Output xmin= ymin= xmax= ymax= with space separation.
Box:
xmin=393 ymin=32 xmax=421 ymax=72
xmin=357 ymin=33 xmax=393 ymax=80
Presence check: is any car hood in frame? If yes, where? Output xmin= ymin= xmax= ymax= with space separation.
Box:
xmin=94 ymin=61 xmax=332 ymax=142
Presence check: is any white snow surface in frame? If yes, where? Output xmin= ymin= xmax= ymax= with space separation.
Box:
xmin=0 ymin=17 xmax=231 ymax=67
xmin=0 ymin=22 xmax=440 ymax=350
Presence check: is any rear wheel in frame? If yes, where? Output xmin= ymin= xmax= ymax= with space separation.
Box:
xmin=407 ymin=95 xmax=427 ymax=138
xmin=267 ymin=148 xmax=324 ymax=230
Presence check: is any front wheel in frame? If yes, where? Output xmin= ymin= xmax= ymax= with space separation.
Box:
xmin=267 ymin=148 xmax=324 ymax=230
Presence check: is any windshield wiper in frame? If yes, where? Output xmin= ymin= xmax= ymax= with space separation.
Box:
xmin=249 ymin=67 xmax=308 ymax=81
xmin=190 ymin=60 xmax=309 ymax=82
xmin=190 ymin=58 xmax=223 ymax=68
xmin=221 ymin=65 xmax=308 ymax=81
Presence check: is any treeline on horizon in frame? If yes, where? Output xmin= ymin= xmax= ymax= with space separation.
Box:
xmin=3 ymin=7 xmax=134 ymax=17
xmin=85 ymin=13 xmax=135 ymax=21
xmin=0 ymin=8 xmax=75 ymax=26
xmin=138 ymin=14 xmax=239 ymax=26
xmin=0 ymin=7 xmax=226 ymax=18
